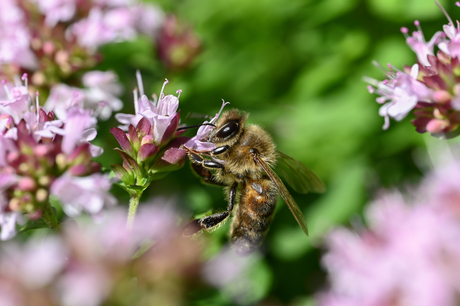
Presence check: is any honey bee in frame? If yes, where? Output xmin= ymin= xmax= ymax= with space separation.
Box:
xmin=182 ymin=109 xmax=325 ymax=255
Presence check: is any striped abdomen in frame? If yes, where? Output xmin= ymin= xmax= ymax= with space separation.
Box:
xmin=230 ymin=178 xmax=278 ymax=255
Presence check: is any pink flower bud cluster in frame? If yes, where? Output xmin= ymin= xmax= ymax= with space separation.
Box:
xmin=318 ymin=158 xmax=460 ymax=306
xmin=157 ymin=15 xmax=201 ymax=70
xmin=0 ymin=79 xmax=115 ymax=240
xmin=366 ymin=3 xmax=460 ymax=138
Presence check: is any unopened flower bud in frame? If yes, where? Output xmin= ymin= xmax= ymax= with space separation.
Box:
xmin=18 ymin=177 xmax=36 ymax=191
xmin=454 ymin=84 xmax=460 ymax=96
xmin=31 ymin=38 xmax=42 ymax=50
xmin=7 ymin=151 xmax=20 ymax=163
xmin=9 ymin=198 xmax=21 ymax=211
xmin=42 ymin=41 xmax=55 ymax=54
xmin=433 ymin=108 xmax=443 ymax=119
xmin=27 ymin=210 xmax=42 ymax=220
xmin=19 ymin=163 xmax=29 ymax=173
xmin=69 ymin=165 xmax=89 ymax=176
xmin=32 ymin=72 xmax=45 ymax=86
xmin=36 ymin=188 xmax=49 ymax=202
xmin=38 ymin=176 xmax=51 ymax=187
xmin=433 ymin=90 xmax=451 ymax=104
xmin=426 ymin=119 xmax=449 ymax=134
xmin=55 ymin=50 xmax=69 ymax=66
xmin=56 ymin=153 xmax=67 ymax=169
xmin=24 ymin=203 xmax=34 ymax=213
xmin=34 ymin=144 xmax=51 ymax=157
xmin=141 ymin=135 xmax=154 ymax=146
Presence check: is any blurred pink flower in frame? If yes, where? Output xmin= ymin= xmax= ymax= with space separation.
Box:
xmin=44 ymin=84 xmax=86 ymax=112
xmin=82 ymin=70 xmax=123 ymax=119
xmin=51 ymin=174 xmax=116 ymax=218
xmin=54 ymin=107 xmax=97 ymax=155
xmin=0 ymin=81 xmax=111 ymax=239
xmin=0 ymin=0 xmax=37 ymax=69
xmin=0 ymin=237 xmax=67 ymax=288
xmin=203 ymin=247 xmax=252 ymax=288
xmin=69 ymin=7 xmax=136 ymax=51
xmin=45 ymin=71 xmax=123 ymax=121
xmin=0 ymin=84 xmax=30 ymax=122
xmin=133 ymin=3 xmax=165 ymax=37
xmin=32 ymin=0 xmax=78 ymax=27
xmin=318 ymin=159 xmax=460 ymax=306
xmin=58 ymin=263 xmax=111 ymax=306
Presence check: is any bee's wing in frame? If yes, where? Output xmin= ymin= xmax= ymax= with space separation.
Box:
xmin=275 ymin=151 xmax=326 ymax=194
xmin=252 ymin=151 xmax=309 ymax=236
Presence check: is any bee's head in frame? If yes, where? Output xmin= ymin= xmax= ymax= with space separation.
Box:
xmin=208 ymin=109 xmax=248 ymax=146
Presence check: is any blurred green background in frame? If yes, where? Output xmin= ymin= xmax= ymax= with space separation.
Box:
xmin=93 ymin=0 xmax=454 ymax=304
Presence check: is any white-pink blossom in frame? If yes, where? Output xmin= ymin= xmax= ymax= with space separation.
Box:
xmin=184 ymin=100 xmax=229 ymax=151
xmin=68 ymin=7 xmax=136 ymax=51
xmin=50 ymin=173 xmax=117 ymax=218
xmin=318 ymin=159 xmax=460 ymax=306
xmin=82 ymin=71 xmax=123 ymax=120
xmin=32 ymin=0 xmax=78 ymax=27
xmin=366 ymin=64 xmax=433 ymax=129
xmin=0 ymin=0 xmax=37 ymax=69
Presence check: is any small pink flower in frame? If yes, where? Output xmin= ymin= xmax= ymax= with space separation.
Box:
xmin=32 ymin=0 xmax=77 ymax=27
xmin=69 ymin=7 xmax=136 ymax=51
xmin=318 ymin=158 xmax=460 ymax=306
xmin=0 ymin=0 xmax=37 ymax=69
xmin=50 ymin=174 xmax=117 ymax=218
xmin=184 ymin=99 xmax=229 ymax=151
xmin=404 ymin=20 xmax=444 ymax=66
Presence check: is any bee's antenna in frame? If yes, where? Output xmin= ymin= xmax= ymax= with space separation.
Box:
xmin=176 ymin=123 xmax=216 ymax=131
xmin=185 ymin=112 xmax=213 ymax=120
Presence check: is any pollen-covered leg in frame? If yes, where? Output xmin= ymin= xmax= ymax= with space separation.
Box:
xmin=183 ymin=182 xmax=238 ymax=236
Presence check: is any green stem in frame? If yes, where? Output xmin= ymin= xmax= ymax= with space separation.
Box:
xmin=127 ymin=192 xmax=142 ymax=229
xmin=41 ymin=203 xmax=59 ymax=230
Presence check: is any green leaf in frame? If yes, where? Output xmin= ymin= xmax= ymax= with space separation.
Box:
xmin=18 ymin=219 xmax=50 ymax=232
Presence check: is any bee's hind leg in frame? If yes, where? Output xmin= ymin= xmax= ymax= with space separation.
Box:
xmin=183 ymin=181 xmax=238 ymax=236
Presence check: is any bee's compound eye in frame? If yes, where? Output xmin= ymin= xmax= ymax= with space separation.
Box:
xmin=216 ymin=122 xmax=238 ymax=138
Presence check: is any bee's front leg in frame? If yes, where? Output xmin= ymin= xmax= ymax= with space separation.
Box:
xmin=210 ymin=145 xmax=230 ymax=156
xmin=188 ymin=152 xmax=225 ymax=171
xmin=183 ymin=181 xmax=238 ymax=236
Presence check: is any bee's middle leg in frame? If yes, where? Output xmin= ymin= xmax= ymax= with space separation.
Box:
xmin=183 ymin=181 xmax=238 ymax=236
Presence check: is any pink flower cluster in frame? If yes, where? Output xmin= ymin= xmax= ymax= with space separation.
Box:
xmin=45 ymin=70 xmax=123 ymax=120
xmin=366 ymin=2 xmax=460 ymax=138
xmin=0 ymin=202 xmax=206 ymax=306
xmin=0 ymin=0 xmax=165 ymax=70
xmin=0 ymin=0 xmax=37 ymax=70
xmin=0 ymin=77 xmax=115 ymax=240
xmin=111 ymin=77 xmax=189 ymax=188
xmin=318 ymin=160 xmax=460 ymax=306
